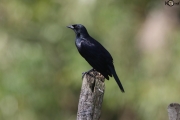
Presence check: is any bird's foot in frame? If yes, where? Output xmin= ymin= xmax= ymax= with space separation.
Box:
xmin=82 ymin=69 xmax=95 ymax=78
xmin=95 ymin=72 xmax=105 ymax=82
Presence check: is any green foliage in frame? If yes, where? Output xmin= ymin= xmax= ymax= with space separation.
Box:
xmin=0 ymin=0 xmax=179 ymax=120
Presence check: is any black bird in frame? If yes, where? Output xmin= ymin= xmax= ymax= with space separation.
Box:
xmin=67 ymin=24 xmax=125 ymax=92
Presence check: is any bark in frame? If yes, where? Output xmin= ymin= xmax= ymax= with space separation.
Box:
xmin=167 ymin=103 xmax=180 ymax=120
xmin=77 ymin=70 xmax=105 ymax=120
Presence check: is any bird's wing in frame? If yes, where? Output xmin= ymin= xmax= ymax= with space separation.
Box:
xmin=79 ymin=38 xmax=113 ymax=79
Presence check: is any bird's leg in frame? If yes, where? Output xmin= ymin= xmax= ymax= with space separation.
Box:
xmin=82 ymin=68 xmax=95 ymax=78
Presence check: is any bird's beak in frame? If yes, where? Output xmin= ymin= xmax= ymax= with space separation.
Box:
xmin=67 ymin=25 xmax=74 ymax=29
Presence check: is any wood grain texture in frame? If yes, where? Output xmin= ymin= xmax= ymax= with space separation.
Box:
xmin=77 ymin=71 xmax=105 ymax=120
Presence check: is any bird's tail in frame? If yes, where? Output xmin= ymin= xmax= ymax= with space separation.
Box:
xmin=108 ymin=65 xmax=125 ymax=92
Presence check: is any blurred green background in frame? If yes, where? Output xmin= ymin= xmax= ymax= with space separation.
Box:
xmin=0 ymin=0 xmax=180 ymax=120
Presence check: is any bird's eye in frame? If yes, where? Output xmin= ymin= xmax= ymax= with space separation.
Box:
xmin=73 ymin=25 xmax=77 ymax=28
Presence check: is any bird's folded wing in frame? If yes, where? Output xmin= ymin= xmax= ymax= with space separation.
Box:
xmin=79 ymin=39 xmax=113 ymax=78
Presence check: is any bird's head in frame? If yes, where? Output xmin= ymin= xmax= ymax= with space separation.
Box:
xmin=67 ymin=24 xmax=89 ymax=37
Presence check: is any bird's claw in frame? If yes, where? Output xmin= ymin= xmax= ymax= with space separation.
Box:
xmin=82 ymin=69 xmax=95 ymax=79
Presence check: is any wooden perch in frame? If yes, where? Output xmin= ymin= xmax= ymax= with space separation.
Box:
xmin=167 ymin=103 xmax=180 ymax=120
xmin=77 ymin=70 xmax=105 ymax=120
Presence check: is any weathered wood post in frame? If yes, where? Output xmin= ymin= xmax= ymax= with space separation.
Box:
xmin=77 ymin=70 xmax=105 ymax=120
xmin=167 ymin=103 xmax=180 ymax=120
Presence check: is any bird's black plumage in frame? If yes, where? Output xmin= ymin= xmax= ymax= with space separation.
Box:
xmin=67 ymin=24 xmax=125 ymax=92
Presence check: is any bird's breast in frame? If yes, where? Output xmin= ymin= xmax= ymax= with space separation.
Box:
xmin=75 ymin=39 xmax=83 ymax=51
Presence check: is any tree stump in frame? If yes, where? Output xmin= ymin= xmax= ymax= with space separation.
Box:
xmin=77 ymin=70 xmax=105 ymax=120
xmin=167 ymin=103 xmax=180 ymax=120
